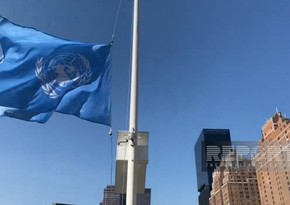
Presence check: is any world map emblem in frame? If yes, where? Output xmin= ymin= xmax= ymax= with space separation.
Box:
xmin=35 ymin=53 xmax=92 ymax=99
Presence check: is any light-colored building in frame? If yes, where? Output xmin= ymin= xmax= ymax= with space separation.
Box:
xmin=209 ymin=151 xmax=260 ymax=205
xmin=254 ymin=112 xmax=290 ymax=205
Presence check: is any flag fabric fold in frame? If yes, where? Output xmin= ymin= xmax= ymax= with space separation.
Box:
xmin=0 ymin=16 xmax=111 ymax=125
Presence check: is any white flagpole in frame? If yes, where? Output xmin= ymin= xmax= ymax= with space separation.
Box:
xmin=126 ymin=0 xmax=139 ymax=204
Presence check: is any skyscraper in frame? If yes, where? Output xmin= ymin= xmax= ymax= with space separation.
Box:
xmin=100 ymin=185 xmax=124 ymax=205
xmin=209 ymin=150 xmax=261 ymax=205
xmin=52 ymin=203 xmax=74 ymax=205
xmin=195 ymin=129 xmax=232 ymax=205
xmin=100 ymin=185 xmax=151 ymax=205
xmin=254 ymin=112 xmax=290 ymax=205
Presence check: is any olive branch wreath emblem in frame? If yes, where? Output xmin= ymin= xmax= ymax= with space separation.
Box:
xmin=35 ymin=54 xmax=92 ymax=99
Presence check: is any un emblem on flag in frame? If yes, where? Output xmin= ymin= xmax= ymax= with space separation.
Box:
xmin=35 ymin=53 xmax=92 ymax=98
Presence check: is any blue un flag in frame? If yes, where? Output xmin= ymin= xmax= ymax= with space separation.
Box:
xmin=0 ymin=16 xmax=111 ymax=125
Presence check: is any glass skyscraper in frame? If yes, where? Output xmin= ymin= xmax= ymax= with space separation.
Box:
xmin=195 ymin=129 xmax=232 ymax=205
xmin=100 ymin=185 xmax=151 ymax=205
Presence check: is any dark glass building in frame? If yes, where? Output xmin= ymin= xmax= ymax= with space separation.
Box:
xmin=194 ymin=129 xmax=231 ymax=205
xmin=100 ymin=185 xmax=151 ymax=205
xmin=52 ymin=203 xmax=74 ymax=205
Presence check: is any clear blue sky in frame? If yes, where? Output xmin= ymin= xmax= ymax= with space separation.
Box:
xmin=1 ymin=0 xmax=290 ymax=204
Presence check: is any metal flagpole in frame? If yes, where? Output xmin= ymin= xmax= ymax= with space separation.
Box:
xmin=126 ymin=0 xmax=139 ymax=204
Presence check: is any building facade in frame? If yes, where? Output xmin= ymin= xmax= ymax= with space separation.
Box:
xmin=100 ymin=185 xmax=124 ymax=205
xmin=254 ymin=112 xmax=290 ymax=205
xmin=195 ymin=129 xmax=232 ymax=205
xmin=52 ymin=204 xmax=74 ymax=205
xmin=100 ymin=185 xmax=151 ymax=205
xmin=209 ymin=151 xmax=260 ymax=205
